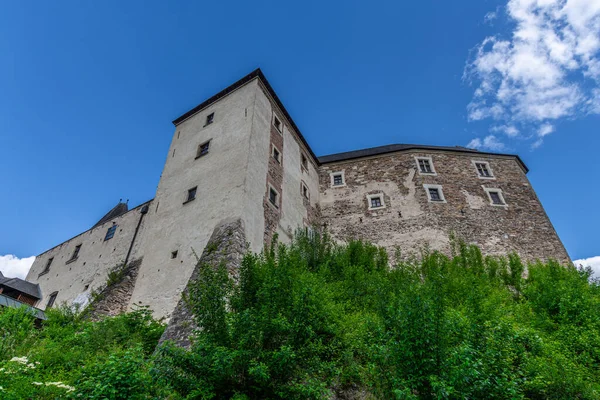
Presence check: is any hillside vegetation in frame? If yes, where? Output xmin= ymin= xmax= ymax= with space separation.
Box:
xmin=1 ymin=233 xmax=599 ymax=399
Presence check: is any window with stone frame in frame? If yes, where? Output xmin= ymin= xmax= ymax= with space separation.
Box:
xmin=428 ymin=188 xmax=442 ymax=201
xmin=272 ymin=145 xmax=281 ymax=163
xmin=205 ymin=112 xmax=214 ymax=126
xmin=185 ymin=186 xmax=197 ymax=203
xmin=301 ymin=153 xmax=308 ymax=171
xmin=415 ymin=156 xmax=436 ymax=175
xmin=39 ymin=257 xmax=54 ymax=277
xmin=301 ymin=182 xmax=310 ymax=199
xmin=370 ymin=196 xmax=382 ymax=208
xmin=333 ymin=174 xmax=344 ymax=186
xmin=475 ymin=161 xmax=493 ymax=178
xmin=273 ymin=115 xmax=282 ymax=132
xmin=485 ymin=189 xmax=506 ymax=205
xmin=68 ymin=244 xmax=81 ymax=262
xmin=46 ymin=291 xmax=58 ymax=309
xmin=423 ymin=184 xmax=446 ymax=203
xmin=196 ymin=140 xmax=211 ymax=159
xmin=104 ymin=225 xmax=117 ymax=241
xmin=269 ymin=187 xmax=279 ymax=208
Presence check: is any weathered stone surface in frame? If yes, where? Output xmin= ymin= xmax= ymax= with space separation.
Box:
xmin=320 ymin=151 xmax=570 ymax=265
xmin=86 ymin=258 xmax=143 ymax=320
xmin=158 ymin=218 xmax=246 ymax=348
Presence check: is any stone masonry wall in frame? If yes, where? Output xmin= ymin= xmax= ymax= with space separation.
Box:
xmin=159 ymin=218 xmax=246 ymax=348
xmin=319 ymin=150 xmax=570 ymax=264
xmin=264 ymin=119 xmax=284 ymax=246
xmin=86 ymin=258 xmax=143 ymax=320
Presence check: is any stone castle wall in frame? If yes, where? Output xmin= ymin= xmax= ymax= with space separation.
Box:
xmin=319 ymin=150 xmax=570 ymax=264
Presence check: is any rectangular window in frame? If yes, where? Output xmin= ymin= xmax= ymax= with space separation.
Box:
xmin=301 ymin=182 xmax=309 ymax=199
xmin=428 ymin=188 xmax=442 ymax=201
xmin=489 ymin=191 xmax=503 ymax=204
xmin=196 ymin=141 xmax=210 ymax=158
xmin=301 ymin=153 xmax=308 ymax=170
xmin=185 ymin=186 xmax=197 ymax=203
xmin=273 ymin=115 xmax=282 ymax=132
xmin=205 ymin=112 xmax=214 ymax=126
xmin=370 ymin=196 xmax=382 ymax=208
xmin=333 ymin=174 xmax=343 ymax=186
xmin=419 ymin=159 xmax=432 ymax=173
xmin=39 ymin=257 xmax=53 ymax=277
xmin=70 ymin=244 xmax=81 ymax=261
xmin=483 ymin=187 xmax=507 ymax=206
xmin=104 ymin=225 xmax=117 ymax=241
xmin=46 ymin=291 xmax=58 ymax=309
xmin=269 ymin=187 xmax=279 ymax=208
xmin=475 ymin=162 xmax=493 ymax=178
xmin=424 ymin=184 xmax=446 ymax=203
xmin=272 ymin=146 xmax=281 ymax=163
xmin=415 ymin=156 xmax=436 ymax=175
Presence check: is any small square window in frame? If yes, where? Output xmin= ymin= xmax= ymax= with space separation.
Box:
xmin=474 ymin=161 xmax=494 ymax=178
xmin=489 ymin=191 xmax=503 ymax=204
xmin=269 ymin=187 xmax=279 ymax=208
xmin=424 ymin=184 xmax=446 ymax=203
xmin=196 ymin=141 xmax=210 ymax=158
xmin=185 ymin=186 xmax=197 ymax=203
xmin=272 ymin=146 xmax=281 ymax=163
xmin=333 ymin=174 xmax=343 ymax=186
xmin=301 ymin=153 xmax=308 ymax=170
xmin=367 ymin=193 xmax=386 ymax=210
xmin=171 ymin=250 xmax=178 ymax=259
xmin=46 ymin=291 xmax=58 ymax=309
xmin=273 ymin=115 xmax=282 ymax=132
xmin=415 ymin=157 xmax=436 ymax=175
xmin=429 ymin=188 xmax=442 ymax=201
xmin=205 ymin=112 xmax=214 ymax=126
xmin=104 ymin=225 xmax=117 ymax=241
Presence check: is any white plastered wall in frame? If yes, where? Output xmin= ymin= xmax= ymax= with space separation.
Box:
xmin=25 ymin=202 xmax=150 ymax=310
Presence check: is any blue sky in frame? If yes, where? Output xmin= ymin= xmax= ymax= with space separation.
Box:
xmin=1 ymin=0 xmax=599 ymax=278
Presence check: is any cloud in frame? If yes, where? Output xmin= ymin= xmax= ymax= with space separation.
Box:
xmin=467 ymin=135 xmax=507 ymax=151
xmin=573 ymin=255 xmax=600 ymax=278
xmin=484 ymin=11 xmax=498 ymax=24
xmin=491 ymin=124 xmax=520 ymax=136
xmin=0 ymin=255 xmax=35 ymax=280
xmin=465 ymin=0 xmax=600 ymax=148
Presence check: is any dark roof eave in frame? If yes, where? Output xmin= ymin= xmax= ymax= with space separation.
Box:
xmin=171 ymin=68 xmax=319 ymax=162
xmin=318 ymin=144 xmax=529 ymax=173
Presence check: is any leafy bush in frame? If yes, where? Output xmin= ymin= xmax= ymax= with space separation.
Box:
xmin=2 ymin=232 xmax=600 ymax=399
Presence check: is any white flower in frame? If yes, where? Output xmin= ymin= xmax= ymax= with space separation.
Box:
xmin=9 ymin=356 xmax=28 ymax=365
xmin=27 ymin=363 xmax=36 ymax=369
xmin=45 ymin=382 xmax=75 ymax=392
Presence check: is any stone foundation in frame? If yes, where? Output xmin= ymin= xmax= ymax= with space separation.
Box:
xmin=158 ymin=218 xmax=246 ymax=348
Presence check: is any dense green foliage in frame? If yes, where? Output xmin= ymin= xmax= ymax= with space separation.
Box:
xmin=2 ymin=232 xmax=600 ymax=399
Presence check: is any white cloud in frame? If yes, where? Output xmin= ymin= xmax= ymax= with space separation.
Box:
xmin=573 ymin=255 xmax=600 ymax=278
xmin=491 ymin=124 xmax=520 ymax=136
xmin=0 ymin=255 xmax=35 ymax=280
xmin=467 ymin=135 xmax=507 ymax=151
xmin=538 ymin=122 xmax=555 ymax=136
xmin=484 ymin=11 xmax=498 ymax=24
xmin=465 ymin=0 xmax=600 ymax=147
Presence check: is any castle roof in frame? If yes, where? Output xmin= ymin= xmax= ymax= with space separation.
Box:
xmin=318 ymin=144 xmax=529 ymax=172
xmin=172 ymin=69 xmax=528 ymax=173
xmin=0 ymin=272 xmax=42 ymax=299
xmin=92 ymin=202 xmax=129 ymax=229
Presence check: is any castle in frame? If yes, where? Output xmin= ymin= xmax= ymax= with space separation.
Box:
xmin=25 ymin=69 xmax=570 ymax=321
